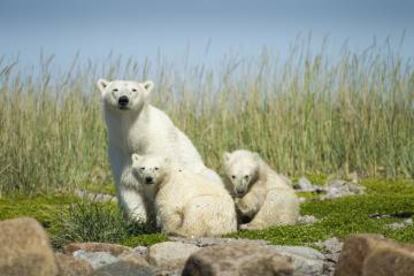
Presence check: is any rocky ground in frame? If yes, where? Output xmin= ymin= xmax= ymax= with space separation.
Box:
xmin=1 ymin=217 xmax=414 ymax=276
xmin=1 ymin=177 xmax=414 ymax=275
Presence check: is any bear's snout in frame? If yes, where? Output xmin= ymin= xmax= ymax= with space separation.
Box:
xmin=235 ymin=187 xmax=246 ymax=197
xmin=145 ymin=176 xmax=154 ymax=184
xmin=118 ymin=96 xmax=129 ymax=108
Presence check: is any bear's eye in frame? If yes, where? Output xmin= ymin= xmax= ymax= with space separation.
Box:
xmin=132 ymin=88 xmax=137 ymax=92
xmin=140 ymin=167 xmax=145 ymax=170
xmin=154 ymin=167 xmax=159 ymax=171
xmin=231 ymin=175 xmax=236 ymax=179
xmin=112 ymin=88 xmax=118 ymax=92
xmin=244 ymin=175 xmax=249 ymax=180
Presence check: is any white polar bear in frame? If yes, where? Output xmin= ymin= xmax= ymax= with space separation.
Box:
xmin=131 ymin=153 xmax=237 ymax=237
xmin=223 ymin=150 xmax=299 ymax=230
xmin=97 ymin=79 xmax=222 ymax=222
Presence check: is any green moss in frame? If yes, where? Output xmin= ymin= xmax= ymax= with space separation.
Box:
xmin=1 ymin=179 xmax=414 ymax=248
xmin=230 ymin=179 xmax=414 ymax=245
xmin=80 ymin=183 xmax=116 ymax=195
xmin=0 ymin=195 xmax=79 ymax=232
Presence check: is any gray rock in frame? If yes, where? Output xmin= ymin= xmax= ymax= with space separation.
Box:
xmin=93 ymin=260 xmax=155 ymax=276
xmin=119 ymin=245 xmax=148 ymax=259
xmin=266 ymin=245 xmax=325 ymax=276
xmin=387 ymin=222 xmax=407 ymax=230
xmin=55 ymin=253 xmax=94 ymax=276
xmin=169 ymin=236 xmax=269 ymax=247
xmin=334 ymin=234 xmax=390 ymax=276
xmin=119 ymin=253 xmax=150 ymax=267
xmin=147 ymin=241 xmax=200 ymax=270
xmin=182 ymin=242 xmax=294 ymax=275
xmin=297 ymin=177 xmax=316 ymax=191
xmin=0 ymin=217 xmax=59 ymax=276
xmin=387 ymin=218 xmax=413 ymax=230
xmin=319 ymin=237 xmax=343 ymax=255
xmin=315 ymin=237 xmax=344 ymax=275
xmin=315 ymin=237 xmax=343 ymax=260
xmin=322 ymin=180 xmax=365 ymax=200
xmin=298 ymin=215 xmax=319 ymax=225
xmin=64 ymin=242 xmax=132 ymax=256
xmin=362 ymin=244 xmax=414 ymax=276
xmin=73 ymin=250 xmax=119 ymax=269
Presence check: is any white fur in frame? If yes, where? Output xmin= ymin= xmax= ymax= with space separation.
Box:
xmin=223 ymin=150 xmax=299 ymax=230
xmin=131 ymin=154 xmax=237 ymax=237
xmin=97 ymin=79 xmax=221 ymax=222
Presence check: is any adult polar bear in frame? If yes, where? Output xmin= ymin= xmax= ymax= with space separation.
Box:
xmin=97 ymin=79 xmax=221 ymax=222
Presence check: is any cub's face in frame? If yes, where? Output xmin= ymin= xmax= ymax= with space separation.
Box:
xmin=96 ymin=79 xmax=154 ymax=112
xmin=131 ymin=154 xmax=168 ymax=186
xmin=223 ymin=151 xmax=260 ymax=198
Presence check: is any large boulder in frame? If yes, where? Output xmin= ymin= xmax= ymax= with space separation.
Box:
xmin=363 ymin=245 xmax=414 ymax=276
xmin=266 ymin=245 xmax=325 ymax=276
xmin=0 ymin=217 xmax=58 ymax=276
xmin=73 ymin=250 xmax=119 ymax=269
xmin=182 ymin=242 xmax=294 ymax=276
xmin=335 ymin=234 xmax=389 ymax=276
xmin=64 ymin=242 xmax=131 ymax=256
xmin=147 ymin=241 xmax=200 ymax=270
xmin=169 ymin=236 xmax=268 ymax=247
xmin=55 ymin=253 xmax=93 ymax=276
xmin=93 ymin=260 xmax=157 ymax=276
xmin=334 ymin=234 xmax=414 ymax=276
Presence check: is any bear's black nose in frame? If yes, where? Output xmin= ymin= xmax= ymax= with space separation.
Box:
xmin=235 ymin=187 xmax=246 ymax=196
xmin=118 ymin=96 xmax=129 ymax=107
xmin=145 ymin=176 xmax=153 ymax=184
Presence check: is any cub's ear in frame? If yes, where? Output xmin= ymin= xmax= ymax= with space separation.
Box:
xmin=142 ymin=80 xmax=154 ymax=93
xmin=132 ymin=153 xmax=142 ymax=163
xmin=223 ymin=152 xmax=231 ymax=163
xmin=253 ymin=152 xmax=261 ymax=161
xmin=97 ymin=79 xmax=110 ymax=94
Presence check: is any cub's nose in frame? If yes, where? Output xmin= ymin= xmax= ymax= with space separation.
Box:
xmin=145 ymin=176 xmax=153 ymax=184
xmin=235 ymin=187 xmax=246 ymax=197
xmin=118 ymin=96 xmax=129 ymax=107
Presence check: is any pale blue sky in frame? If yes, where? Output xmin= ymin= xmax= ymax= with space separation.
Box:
xmin=0 ymin=0 xmax=413 ymax=67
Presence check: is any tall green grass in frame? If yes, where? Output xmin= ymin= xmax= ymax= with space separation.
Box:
xmin=0 ymin=42 xmax=413 ymax=195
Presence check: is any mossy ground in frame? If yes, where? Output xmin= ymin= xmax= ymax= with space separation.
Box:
xmin=1 ymin=178 xmax=413 ymax=249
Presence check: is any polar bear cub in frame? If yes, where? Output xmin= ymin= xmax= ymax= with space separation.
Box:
xmin=131 ymin=153 xmax=237 ymax=237
xmin=97 ymin=79 xmax=222 ymax=222
xmin=223 ymin=150 xmax=299 ymax=230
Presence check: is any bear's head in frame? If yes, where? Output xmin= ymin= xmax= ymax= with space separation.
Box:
xmin=96 ymin=79 xmax=154 ymax=112
xmin=131 ymin=153 xmax=170 ymax=186
xmin=223 ymin=150 xmax=261 ymax=197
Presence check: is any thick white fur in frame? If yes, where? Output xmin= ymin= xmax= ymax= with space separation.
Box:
xmin=97 ymin=79 xmax=222 ymax=222
xmin=223 ymin=150 xmax=299 ymax=230
xmin=131 ymin=154 xmax=237 ymax=237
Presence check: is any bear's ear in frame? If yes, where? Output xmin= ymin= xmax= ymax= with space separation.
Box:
xmin=223 ymin=152 xmax=231 ymax=163
xmin=253 ymin=152 xmax=261 ymax=161
xmin=132 ymin=153 xmax=142 ymax=163
xmin=142 ymin=80 xmax=154 ymax=93
xmin=97 ymin=79 xmax=110 ymax=94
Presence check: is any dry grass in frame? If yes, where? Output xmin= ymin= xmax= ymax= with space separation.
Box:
xmin=0 ymin=42 xmax=413 ymax=195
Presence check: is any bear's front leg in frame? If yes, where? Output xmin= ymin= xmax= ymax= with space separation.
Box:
xmin=157 ymin=204 xmax=184 ymax=235
xmin=118 ymin=165 xmax=149 ymax=223
xmin=235 ymin=191 xmax=262 ymax=219
xmin=239 ymin=220 xmax=266 ymax=230
xmin=118 ymin=187 xmax=148 ymax=223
